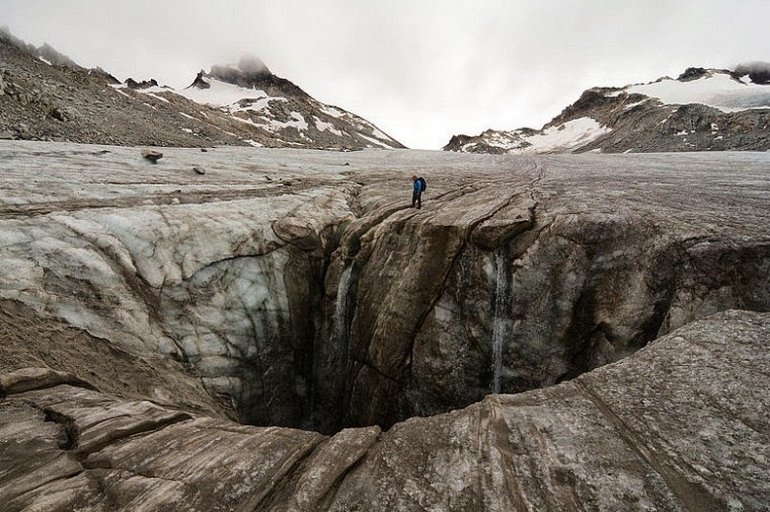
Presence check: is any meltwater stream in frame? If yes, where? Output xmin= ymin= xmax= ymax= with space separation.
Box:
xmin=334 ymin=264 xmax=355 ymax=349
xmin=309 ymin=262 xmax=356 ymax=433
xmin=491 ymin=249 xmax=512 ymax=394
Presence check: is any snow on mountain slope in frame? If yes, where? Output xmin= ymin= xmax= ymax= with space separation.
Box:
xmin=624 ymin=70 xmax=770 ymax=111
xmin=122 ymin=62 xmax=405 ymax=150
xmin=446 ymin=67 xmax=770 ymax=154
xmin=456 ymin=118 xmax=612 ymax=154
xmin=175 ymin=78 xmax=271 ymax=108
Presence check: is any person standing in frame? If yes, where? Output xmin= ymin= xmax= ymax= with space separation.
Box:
xmin=411 ymin=175 xmax=426 ymax=209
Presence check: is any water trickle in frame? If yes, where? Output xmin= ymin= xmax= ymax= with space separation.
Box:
xmin=334 ymin=264 xmax=355 ymax=348
xmin=309 ymin=261 xmax=356 ymax=433
xmin=491 ymin=249 xmax=512 ymax=394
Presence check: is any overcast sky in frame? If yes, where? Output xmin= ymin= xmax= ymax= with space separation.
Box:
xmin=2 ymin=0 xmax=768 ymax=149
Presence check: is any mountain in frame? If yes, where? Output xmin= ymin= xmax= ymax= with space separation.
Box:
xmin=0 ymin=29 xmax=403 ymax=150
xmin=445 ymin=66 xmax=770 ymax=154
xmin=163 ymin=56 xmax=404 ymax=149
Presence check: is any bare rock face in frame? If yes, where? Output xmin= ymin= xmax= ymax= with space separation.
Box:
xmin=1 ymin=141 xmax=769 ymax=509
xmin=1 ymin=310 xmax=768 ymax=510
xmin=124 ymin=78 xmax=159 ymax=90
xmin=203 ymin=59 xmax=306 ymax=98
xmin=37 ymin=42 xmax=83 ymax=69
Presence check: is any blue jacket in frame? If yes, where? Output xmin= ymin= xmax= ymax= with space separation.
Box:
xmin=413 ymin=178 xmax=425 ymax=193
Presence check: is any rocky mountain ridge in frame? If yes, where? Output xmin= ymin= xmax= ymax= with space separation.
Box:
xmin=445 ymin=66 xmax=770 ymax=154
xmin=191 ymin=55 xmax=307 ymax=98
xmin=0 ymin=30 xmax=403 ymax=150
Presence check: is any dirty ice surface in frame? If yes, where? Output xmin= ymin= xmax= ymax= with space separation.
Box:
xmin=1 ymin=140 xmax=769 ymax=406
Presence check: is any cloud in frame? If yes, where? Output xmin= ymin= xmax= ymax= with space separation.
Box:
xmin=735 ymin=61 xmax=770 ymax=74
xmin=238 ymin=55 xmax=269 ymax=74
xmin=1 ymin=0 xmax=768 ymax=148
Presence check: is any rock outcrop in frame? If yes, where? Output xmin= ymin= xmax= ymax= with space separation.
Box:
xmin=1 ymin=141 xmax=770 ymax=509
xmin=200 ymin=55 xmax=306 ymax=98
xmin=124 ymin=78 xmax=160 ymax=90
xmin=1 ymin=310 xmax=769 ymax=510
xmin=445 ymin=67 xmax=770 ymax=154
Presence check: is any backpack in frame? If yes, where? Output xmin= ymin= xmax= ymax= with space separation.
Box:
xmin=417 ymin=177 xmax=426 ymax=192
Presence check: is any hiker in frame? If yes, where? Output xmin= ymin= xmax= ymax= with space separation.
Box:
xmin=411 ymin=175 xmax=426 ymax=209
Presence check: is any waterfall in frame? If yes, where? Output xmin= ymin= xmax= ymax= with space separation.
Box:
xmin=310 ymin=261 xmax=355 ymax=432
xmin=333 ymin=264 xmax=355 ymax=349
xmin=491 ymin=249 xmax=511 ymax=394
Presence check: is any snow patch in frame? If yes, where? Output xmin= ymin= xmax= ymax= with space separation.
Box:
xmin=369 ymin=127 xmax=391 ymax=141
xmin=146 ymin=93 xmax=170 ymax=104
xmin=628 ymin=73 xmax=770 ymax=111
xmin=314 ymin=117 xmax=344 ymax=137
xmin=265 ymin=112 xmax=308 ymax=132
xmin=509 ymin=117 xmax=612 ymax=154
xmin=232 ymin=111 xmax=309 ymax=133
xmin=320 ymin=105 xmax=346 ymax=118
xmin=177 ymin=78 xmax=270 ymax=108
xmin=623 ymin=99 xmax=649 ymax=111
xmin=228 ymin=97 xmax=277 ymax=115
xmin=357 ymin=133 xmax=389 ymax=149
xmin=112 ymin=87 xmax=133 ymax=100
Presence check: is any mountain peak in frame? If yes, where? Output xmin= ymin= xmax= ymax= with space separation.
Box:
xmin=189 ymin=70 xmax=211 ymax=90
xmin=37 ymin=42 xmax=82 ymax=69
xmin=187 ymin=55 xmax=307 ymax=98
xmin=677 ymin=67 xmax=711 ymax=82
xmin=0 ymin=27 xmax=83 ymax=71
